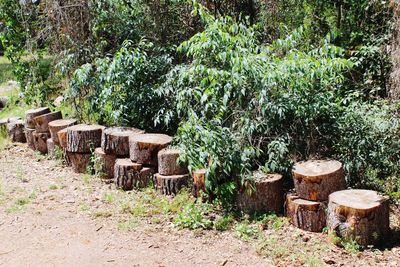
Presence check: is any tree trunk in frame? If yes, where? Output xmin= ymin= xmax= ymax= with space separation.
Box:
xmin=327 ymin=189 xmax=389 ymax=246
xmin=34 ymin=111 xmax=63 ymax=133
xmin=285 ymin=193 xmax=327 ymax=232
xmin=33 ymin=131 xmax=50 ymax=154
xmin=102 ymin=127 xmax=144 ymax=157
xmin=6 ymin=120 xmax=26 ymax=143
xmin=155 ymin=173 xmax=189 ymax=195
xmin=158 ymin=148 xmax=187 ymax=175
xmin=25 ymin=107 xmax=50 ymax=128
xmin=192 ymin=169 xmax=206 ymax=198
xmin=94 ymin=147 xmax=116 ymax=180
xmin=114 ymin=158 xmax=143 ymax=191
xmin=67 ymin=152 xmax=92 ymax=173
xmin=66 ymin=124 xmax=104 ymax=153
xmin=25 ymin=127 xmax=36 ymax=150
xmin=237 ymin=172 xmax=284 ymax=214
xmin=48 ymin=119 xmax=77 ymax=145
xmin=129 ymin=134 xmax=173 ymax=166
xmin=47 ymin=138 xmax=56 ymax=159
xmin=292 ymin=160 xmax=346 ymax=201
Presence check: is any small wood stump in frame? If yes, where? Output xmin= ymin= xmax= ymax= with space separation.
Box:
xmin=6 ymin=119 xmax=26 ymax=143
xmin=25 ymin=107 xmax=50 ymax=128
xmin=114 ymin=159 xmax=143 ymax=191
xmin=237 ymin=172 xmax=283 ymax=214
xmin=25 ymin=127 xmax=36 ymax=150
xmin=285 ymin=194 xmax=327 ymax=232
xmin=94 ymin=147 xmax=116 ymax=180
xmin=33 ymin=131 xmax=50 ymax=154
xmin=47 ymin=138 xmax=56 ymax=159
xmin=155 ymin=173 xmax=189 ymax=195
xmin=129 ymin=134 xmax=173 ymax=166
xmin=158 ymin=148 xmax=187 ymax=176
xmin=48 ymin=119 xmax=77 ymax=145
xmin=66 ymin=152 xmax=92 ymax=173
xmin=66 ymin=124 xmax=103 ymax=153
xmin=34 ymin=111 xmax=62 ymax=133
xmin=0 ymin=96 xmax=8 ymax=109
xmin=192 ymin=169 xmax=206 ymax=198
xmin=102 ymin=127 xmax=144 ymax=157
xmin=139 ymin=167 xmax=155 ymax=188
xmin=292 ymin=160 xmax=346 ymax=201
xmin=327 ymin=189 xmax=389 ymax=246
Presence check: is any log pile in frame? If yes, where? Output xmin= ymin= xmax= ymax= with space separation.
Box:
xmin=48 ymin=119 xmax=77 ymax=146
xmin=25 ymin=108 xmax=51 ymax=150
xmin=114 ymin=159 xmax=154 ymax=190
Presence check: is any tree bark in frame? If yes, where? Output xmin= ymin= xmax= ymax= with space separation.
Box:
xmin=327 ymin=189 xmax=389 ymax=246
xmin=155 ymin=173 xmax=189 ymax=195
xmin=67 ymin=152 xmax=92 ymax=173
xmin=6 ymin=120 xmax=26 ymax=143
xmin=129 ymin=134 xmax=172 ymax=166
xmin=66 ymin=124 xmax=104 ymax=153
xmin=114 ymin=158 xmax=143 ymax=191
xmin=102 ymin=127 xmax=144 ymax=157
xmin=158 ymin=148 xmax=187 ymax=175
xmin=25 ymin=107 xmax=50 ymax=128
xmin=47 ymin=138 xmax=56 ymax=159
xmin=48 ymin=119 xmax=77 ymax=145
xmin=94 ymin=147 xmax=116 ymax=180
xmin=34 ymin=111 xmax=63 ymax=133
xmin=192 ymin=169 xmax=206 ymax=198
xmin=33 ymin=131 xmax=50 ymax=154
xmin=292 ymin=160 xmax=346 ymax=201
xmin=25 ymin=127 xmax=36 ymax=150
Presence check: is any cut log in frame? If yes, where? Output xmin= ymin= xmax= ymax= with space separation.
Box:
xmin=327 ymin=189 xmax=389 ymax=246
xmin=47 ymin=138 xmax=55 ymax=159
xmin=292 ymin=160 xmax=346 ymax=201
xmin=67 ymin=152 xmax=92 ymax=173
xmin=285 ymin=193 xmax=327 ymax=232
xmin=33 ymin=131 xmax=50 ymax=154
xmin=6 ymin=119 xmax=26 ymax=143
xmin=25 ymin=127 xmax=36 ymax=150
xmin=139 ymin=167 xmax=155 ymax=188
xmin=155 ymin=173 xmax=189 ymax=195
xmin=0 ymin=117 xmax=21 ymax=132
xmin=237 ymin=172 xmax=284 ymax=214
xmin=57 ymin=128 xmax=68 ymax=148
xmin=66 ymin=124 xmax=104 ymax=153
xmin=192 ymin=169 xmax=206 ymax=198
xmin=25 ymin=107 xmax=50 ymax=128
xmin=34 ymin=111 xmax=62 ymax=133
xmin=102 ymin=127 xmax=144 ymax=157
xmin=0 ymin=96 xmax=8 ymax=109
xmin=48 ymin=119 xmax=77 ymax=145
xmin=94 ymin=147 xmax=116 ymax=180
xmin=158 ymin=148 xmax=188 ymax=176
xmin=114 ymin=158 xmax=143 ymax=191
xmin=129 ymin=134 xmax=173 ymax=166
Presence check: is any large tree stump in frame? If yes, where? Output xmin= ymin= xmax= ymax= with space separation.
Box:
xmin=237 ymin=172 xmax=284 ymax=214
xmin=66 ymin=124 xmax=103 ymax=153
xmin=94 ymin=147 xmax=117 ymax=180
xmin=285 ymin=193 xmax=327 ymax=232
xmin=48 ymin=119 xmax=77 ymax=145
xmin=47 ymin=138 xmax=56 ymax=159
xmin=67 ymin=152 xmax=92 ymax=173
xmin=114 ymin=159 xmax=143 ymax=191
xmin=25 ymin=127 xmax=36 ymax=150
xmin=102 ymin=127 xmax=144 ymax=157
xmin=129 ymin=134 xmax=173 ymax=166
xmin=6 ymin=119 xmax=26 ymax=143
xmin=292 ymin=160 xmax=346 ymax=201
xmin=155 ymin=173 xmax=189 ymax=195
xmin=34 ymin=111 xmax=62 ymax=133
xmin=327 ymin=189 xmax=389 ymax=246
xmin=25 ymin=107 xmax=50 ymax=128
xmin=192 ymin=169 xmax=206 ymax=198
xmin=33 ymin=131 xmax=50 ymax=154
xmin=157 ymin=148 xmax=188 ymax=176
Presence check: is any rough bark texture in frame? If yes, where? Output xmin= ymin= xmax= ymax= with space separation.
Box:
xmin=48 ymin=119 xmax=77 ymax=145
xmin=114 ymin=159 xmax=143 ymax=191
xmin=327 ymin=189 xmax=389 ymax=246
xmin=129 ymin=134 xmax=173 ymax=166
xmin=25 ymin=127 xmax=36 ymax=150
xmin=192 ymin=169 xmax=206 ymax=198
xmin=57 ymin=128 xmax=68 ymax=148
xmin=6 ymin=120 xmax=27 ymax=143
xmin=25 ymin=107 xmax=50 ymax=128
xmin=67 ymin=152 xmax=92 ymax=173
xmin=47 ymin=138 xmax=56 ymax=159
xmin=63 ymin=148 xmax=71 ymax=167
xmin=157 ymin=148 xmax=188 ymax=176
xmin=102 ymin=127 xmax=144 ymax=157
xmin=66 ymin=124 xmax=104 ymax=153
xmin=292 ymin=160 xmax=346 ymax=201
xmin=155 ymin=173 xmax=189 ymax=195
xmin=139 ymin=167 xmax=155 ymax=188
xmin=94 ymin=147 xmax=116 ymax=180
xmin=34 ymin=111 xmax=63 ymax=133
xmin=237 ymin=172 xmax=284 ymax=214
xmin=33 ymin=131 xmax=50 ymax=154
xmin=285 ymin=193 xmax=327 ymax=232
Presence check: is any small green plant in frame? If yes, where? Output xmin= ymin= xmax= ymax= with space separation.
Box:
xmin=174 ymin=201 xmax=213 ymax=230
xmin=49 ymin=184 xmax=58 ymax=190
xmin=117 ymin=219 xmax=139 ymax=231
xmin=103 ymin=193 xmax=114 ymax=204
xmin=214 ymin=215 xmax=235 ymax=231
xmin=234 ymin=222 xmax=260 ymax=241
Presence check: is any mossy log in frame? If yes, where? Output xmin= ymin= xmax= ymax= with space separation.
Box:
xmin=158 ymin=148 xmax=188 ymax=176
xmin=66 ymin=124 xmax=103 ymax=153
xmin=114 ymin=158 xmax=143 ymax=191
xmin=327 ymin=189 xmax=389 ymax=246
xmin=25 ymin=107 xmax=50 ymax=128
xmin=33 ymin=111 xmax=62 ymax=133
xmin=33 ymin=131 xmax=50 ymax=154
xmin=155 ymin=173 xmax=189 ymax=195
xmin=102 ymin=127 xmax=144 ymax=157
xmin=192 ymin=169 xmax=206 ymax=198
xmin=48 ymin=119 xmax=77 ymax=145
xmin=94 ymin=147 xmax=116 ymax=180
xmin=292 ymin=160 xmax=346 ymax=201
xmin=25 ymin=127 xmax=36 ymax=150
xmin=6 ymin=119 xmax=26 ymax=143
xmin=129 ymin=134 xmax=172 ymax=166
xmin=47 ymin=138 xmax=55 ymax=159
xmin=67 ymin=152 xmax=92 ymax=173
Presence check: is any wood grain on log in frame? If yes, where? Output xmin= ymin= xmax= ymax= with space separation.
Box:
xmin=155 ymin=173 xmax=189 ymax=195
xmin=66 ymin=124 xmax=104 ymax=153
xmin=129 ymin=134 xmax=173 ymax=166
xmin=33 ymin=131 xmax=50 ymax=154
xmin=114 ymin=158 xmax=143 ymax=191
xmin=25 ymin=107 xmax=50 ymax=128
xmin=192 ymin=169 xmax=206 ymax=198
xmin=47 ymin=138 xmax=56 ymax=159
xmin=285 ymin=193 xmax=326 ymax=232
xmin=25 ymin=127 xmax=36 ymax=150
xmin=292 ymin=160 xmax=346 ymax=201
xmin=102 ymin=127 xmax=144 ymax=157
xmin=48 ymin=119 xmax=77 ymax=145
xmin=57 ymin=128 xmax=68 ymax=148
xmin=158 ymin=148 xmax=188 ymax=176
xmin=327 ymin=189 xmax=389 ymax=246
xmin=34 ymin=111 xmax=62 ymax=133
xmin=67 ymin=152 xmax=92 ymax=173
xmin=94 ymin=147 xmax=116 ymax=180
xmin=6 ymin=119 xmax=26 ymax=143
xmin=237 ymin=172 xmax=283 ymax=214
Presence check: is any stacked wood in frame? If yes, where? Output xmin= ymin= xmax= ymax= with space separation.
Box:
xmin=155 ymin=173 xmax=189 ymax=195
xmin=102 ymin=127 xmax=144 ymax=157
xmin=34 ymin=111 xmax=62 ymax=133
xmin=66 ymin=124 xmax=103 ymax=153
xmin=66 ymin=152 xmax=92 ymax=173
xmin=48 ymin=119 xmax=77 ymax=146
xmin=25 ymin=107 xmax=50 ymax=128
xmin=327 ymin=189 xmax=389 ymax=246
xmin=25 ymin=127 xmax=36 ymax=150
xmin=94 ymin=147 xmax=116 ymax=180
xmin=33 ymin=131 xmax=50 ymax=154
xmin=47 ymin=138 xmax=56 ymax=159
xmin=129 ymin=134 xmax=172 ymax=166
xmin=6 ymin=119 xmax=26 ymax=143
xmin=285 ymin=193 xmax=327 ymax=232
xmin=114 ymin=159 xmax=143 ymax=190
xmin=192 ymin=169 xmax=206 ymax=198
xmin=158 ymin=148 xmax=187 ymax=175
xmin=237 ymin=172 xmax=283 ymax=214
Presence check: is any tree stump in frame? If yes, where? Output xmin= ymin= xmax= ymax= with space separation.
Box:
xmin=0 ymin=117 xmax=21 ymax=132
xmin=129 ymin=134 xmax=173 ymax=166
xmin=25 ymin=127 xmax=36 ymax=150
xmin=0 ymin=96 xmax=8 ymax=109
xmin=34 ymin=111 xmax=62 ymax=133
xmin=158 ymin=148 xmax=188 ymax=176
xmin=48 ymin=119 xmax=77 ymax=145
xmin=25 ymin=107 xmax=51 ymax=128
xmin=327 ymin=189 xmax=389 ymax=246
xmin=102 ymin=127 xmax=144 ymax=157
xmin=192 ymin=169 xmax=206 ymax=198
xmin=47 ymin=138 xmax=55 ymax=159
xmin=114 ymin=158 xmax=143 ymax=191
xmin=139 ymin=167 xmax=155 ymax=188
xmin=57 ymin=128 xmax=68 ymax=148
xmin=33 ymin=131 xmax=50 ymax=154
xmin=155 ymin=173 xmax=189 ymax=195
xmin=237 ymin=172 xmax=284 ymax=214
xmin=67 ymin=152 xmax=92 ymax=173
xmin=285 ymin=193 xmax=327 ymax=232
xmin=6 ymin=119 xmax=26 ymax=143
xmin=292 ymin=160 xmax=346 ymax=201
xmin=94 ymin=147 xmax=116 ymax=180
xmin=66 ymin=124 xmax=104 ymax=153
